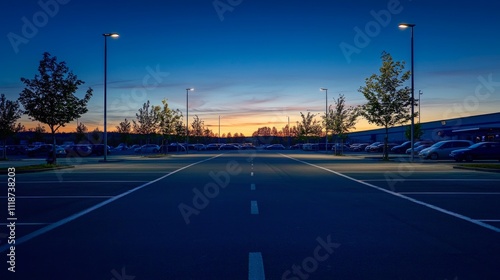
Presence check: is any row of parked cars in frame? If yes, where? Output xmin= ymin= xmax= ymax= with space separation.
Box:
xmin=349 ymin=140 xmax=500 ymax=161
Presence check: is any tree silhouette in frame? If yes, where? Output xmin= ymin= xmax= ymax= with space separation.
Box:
xmin=0 ymin=94 xmax=23 ymax=159
xmin=19 ymin=52 xmax=92 ymax=163
xmin=359 ymin=52 xmax=413 ymax=160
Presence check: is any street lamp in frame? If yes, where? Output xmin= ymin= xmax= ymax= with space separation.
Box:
xmin=320 ymin=88 xmax=328 ymax=152
xmin=399 ymin=23 xmax=416 ymax=162
xmin=186 ymin=88 xmax=194 ymax=153
xmin=102 ymin=32 xmax=119 ymax=162
xmin=418 ymin=90 xmax=423 ymax=123
xmin=218 ymin=115 xmax=221 ymax=144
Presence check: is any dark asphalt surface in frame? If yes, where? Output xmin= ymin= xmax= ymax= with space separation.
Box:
xmin=1 ymin=151 xmax=499 ymax=279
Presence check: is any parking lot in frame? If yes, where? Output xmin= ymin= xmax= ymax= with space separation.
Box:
xmin=1 ymin=150 xmax=499 ymax=279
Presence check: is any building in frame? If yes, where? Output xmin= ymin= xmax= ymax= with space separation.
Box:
xmin=347 ymin=112 xmax=500 ymax=144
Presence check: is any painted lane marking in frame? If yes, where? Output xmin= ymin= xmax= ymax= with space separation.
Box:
xmin=0 ymin=196 xmax=114 ymax=199
xmin=0 ymin=154 xmax=224 ymax=253
xmin=280 ymin=154 xmax=500 ymax=233
xmin=399 ymin=192 xmax=500 ymax=195
xmin=248 ymin=252 xmax=265 ymax=280
xmin=251 ymin=172 xmax=254 ymax=176
xmin=251 ymin=184 xmax=256 ymax=191
xmin=251 ymin=201 xmax=259 ymax=215
xmin=0 ymin=223 xmax=49 ymax=226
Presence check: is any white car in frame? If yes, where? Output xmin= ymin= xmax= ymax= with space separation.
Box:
xmin=134 ymin=144 xmax=160 ymax=153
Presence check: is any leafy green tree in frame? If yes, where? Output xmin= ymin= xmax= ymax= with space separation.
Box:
xmin=0 ymin=94 xmax=23 ymax=159
xmin=159 ymin=99 xmax=183 ymax=141
xmin=133 ymin=100 xmax=161 ymax=142
xmin=297 ymin=112 xmax=322 ymax=142
xmin=325 ymin=94 xmax=360 ymax=154
xmin=359 ymin=52 xmax=413 ymax=160
xmin=19 ymin=52 xmax=93 ymax=163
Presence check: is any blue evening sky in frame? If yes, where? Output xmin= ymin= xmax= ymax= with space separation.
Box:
xmin=1 ymin=0 xmax=499 ymax=135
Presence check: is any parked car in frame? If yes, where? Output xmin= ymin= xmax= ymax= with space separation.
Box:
xmin=134 ymin=144 xmax=160 ymax=153
xmin=365 ymin=142 xmax=383 ymax=152
xmin=349 ymin=143 xmax=369 ymax=152
xmin=192 ymin=144 xmax=206 ymax=151
xmin=65 ymin=144 xmax=93 ymax=157
xmin=290 ymin=144 xmax=303 ymax=150
xmin=219 ymin=144 xmax=240 ymax=150
xmin=1 ymin=145 xmax=27 ymax=155
xmin=91 ymin=144 xmax=111 ymax=156
xmin=406 ymin=143 xmax=432 ymax=155
xmin=129 ymin=144 xmax=141 ymax=150
xmin=391 ymin=141 xmax=411 ymax=154
xmin=450 ymin=142 xmax=500 ymax=162
xmin=206 ymin=143 xmax=221 ymax=150
xmin=240 ymin=143 xmax=257 ymax=150
xmin=369 ymin=143 xmax=398 ymax=152
xmin=302 ymin=143 xmax=318 ymax=151
xmin=115 ymin=143 xmax=129 ymax=151
xmin=159 ymin=144 xmax=186 ymax=152
xmin=419 ymin=140 xmax=473 ymax=160
xmin=265 ymin=144 xmax=286 ymax=150
xmin=27 ymin=144 xmax=66 ymax=157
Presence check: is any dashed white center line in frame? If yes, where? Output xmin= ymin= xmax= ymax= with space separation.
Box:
xmin=248 ymin=252 xmax=265 ymax=280
xmin=251 ymin=172 xmax=254 ymax=176
xmin=251 ymin=201 xmax=259 ymax=215
xmin=251 ymin=184 xmax=256 ymax=191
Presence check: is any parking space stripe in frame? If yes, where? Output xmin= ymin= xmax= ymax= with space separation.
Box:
xmin=399 ymin=192 xmax=500 ymax=195
xmin=364 ymin=179 xmax=500 ymax=182
xmin=248 ymin=252 xmax=265 ymax=280
xmin=14 ymin=181 xmax=149 ymax=184
xmin=281 ymin=154 xmax=500 ymax=233
xmin=0 ymin=196 xmax=114 ymax=199
xmin=0 ymin=223 xmax=49 ymax=226
xmin=0 ymin=154 xmax=223 ymax=253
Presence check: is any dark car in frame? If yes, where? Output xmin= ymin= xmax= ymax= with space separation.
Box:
xmin=290 ymin=144 xmax=303 ymax=150
xmin=2 ymin=145 xmax=27 ymax=155
xmin=206 ymin=143 xmax=221 ymax=150
xmin=450 ymin=142 xmax=500 ymax=162
xmin=159 ymin=144 xmax=186 ymax=152
xmin=391 ymin=141 xmax=412 ymax=154
xmin=65 ymin=144 xmax=93 ymax=157
xmin=370 ymin=143 xmax=398 ymax=152
xmin=265 ymin=144 xmax=286 ymax=150
xmin=219 ymin=144 xmax=240 ymax=150
xmin=26 ymin=144 xmax=66 ymax=158
xmin=91 ymin=144 xmax=111 ymax=156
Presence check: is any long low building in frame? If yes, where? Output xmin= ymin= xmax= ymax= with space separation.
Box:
xmin=347 ymin=112 xmax=500 ymax=144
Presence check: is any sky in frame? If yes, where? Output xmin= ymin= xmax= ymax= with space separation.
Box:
xmin=1 ymin=0 xmax=500 ymax=137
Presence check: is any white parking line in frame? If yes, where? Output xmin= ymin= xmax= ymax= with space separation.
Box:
xmin=0 ymin=223 xmax=49 ymax=226
xmin=478 ymin=219 xmax=500 ymax=222
xmin=0 ymin=154 xmax=223 ymax=253
xmin=14 ymin=181 xmax=149 ymax=184
xmin=281 ymin=154 xmax=500 ymax=233
xmin=248 ymin=252 xmax=265 ymax=280
xmin=399 ymin=192 xmax=500 ymax=195
xmin=251 ymin=184 xmax=256 ymax=191
xmin=251 ymin=201 xmax=259 ymax=215
xmin=364 ymin=179 xmax=500 ymax=182
xmin=0 ymin=196 xmax=114 ymax=199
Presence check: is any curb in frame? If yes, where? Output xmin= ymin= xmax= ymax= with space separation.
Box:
xmin=2 ymin=165 xmax=75 ymax=174
xmin=453 ymin=166 xmax=500 ymax=173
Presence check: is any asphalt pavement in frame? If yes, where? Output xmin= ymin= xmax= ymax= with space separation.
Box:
xmin=1 ymin=151 xmax=499 ymax=279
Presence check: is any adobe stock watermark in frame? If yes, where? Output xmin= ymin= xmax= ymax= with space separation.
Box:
xmin=282 ymin=235 xmax=340 ymax=280
xmin=178 ymin=160 xmax=242 ymax=224
xmin=213 ymin=0 xmax=243 ymax=22
xmin=7 ymin=0 xmax=71 ymax=54
xmin=432 ymin=73 xmax=500 ymax=140
xmin=339 ymin=0 xmax=403 ymax=64
xmin=110 ymin=266 xmax=135 ymax=280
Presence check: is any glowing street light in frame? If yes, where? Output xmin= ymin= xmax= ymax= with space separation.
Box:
xmin=399 ymin=23 xmax=416 ymax=162
xmin=102 ymin=32 xmax=119 ymax=161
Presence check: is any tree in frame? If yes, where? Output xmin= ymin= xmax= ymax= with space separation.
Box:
xmin=297 ymin=112 xmax=322 ymax=141
xmin=326 ymin=94 xmax=360 ymax=154
xmin=133 ymin=100 xmax=161 ymax=141
xmin=405 ymin=122 xmax=423 ymax=141
xmin=75 ymin=122 xmax=88 ymax=143
xmin=159 ymin=99 xmax=183 ymax=141
xmin=19 ymin=52 xmax=93 ymax=163
xmin=0 ymin=94 xmax=23 ymax=159
xmin=359 ymin=52 xmax=413 ymax=160
xmin=116 ymin=118 xmax=131 ymax=144
xmin=91 ymin=127 xmax=102 ymax=143
xmin=191 ymin=115 xmax=204 ymax=138
xmin=30 ymin=124 xmax=46 ymax=143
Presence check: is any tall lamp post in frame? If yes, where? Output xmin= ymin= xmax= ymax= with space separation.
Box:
xmin=218 ymin=115 xmax=221 ymax=144
xmin=186 ymin=88 xmax=194 ymax=153
xmin=320 ymin=88 xmax=328 ymax=152
xmin=418 ymin=90 xmax=423 ymax=123
xmin=399 ymin=23 xmax=415 ymax=162
xmin=102 ymin=32 xmax=119 ymax=162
